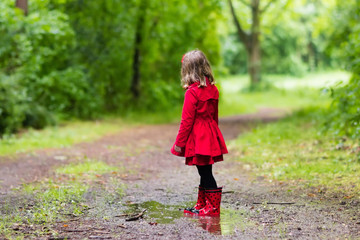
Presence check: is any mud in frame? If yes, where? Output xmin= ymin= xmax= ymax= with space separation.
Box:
xmin=1 ymin=108 xmax=360 ymax=239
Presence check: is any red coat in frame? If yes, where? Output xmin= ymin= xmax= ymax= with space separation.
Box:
xmin=171 ymin=80 xmax=228 ymax=158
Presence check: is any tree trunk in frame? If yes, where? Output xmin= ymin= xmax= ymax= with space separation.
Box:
xmin=131 ymin=29 xmax=142 ymax=98
xmin=131 ymin=0 xmax=146 ymax=99
xmin=228 ymin=0 xmax=262 ymax=87
xmin=248 ymin=39 xmax=261 ymax=86
xmin=249 ymin=0 xmax=261 ymax=86
xmin=15 ymin=0 xmax=28 ymax=15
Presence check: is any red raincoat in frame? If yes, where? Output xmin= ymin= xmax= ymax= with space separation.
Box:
xmin=171 ymin=79 xmax=228 ymax=165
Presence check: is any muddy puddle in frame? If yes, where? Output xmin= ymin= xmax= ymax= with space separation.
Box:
xmin=125 ymin=201 xmax=184 ymax=224
xmin=125 ymin=201 xmax=249 ymax=236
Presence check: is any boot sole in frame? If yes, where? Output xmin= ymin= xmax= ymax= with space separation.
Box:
xmin=184 ymin=209 xmax=196 ymax=214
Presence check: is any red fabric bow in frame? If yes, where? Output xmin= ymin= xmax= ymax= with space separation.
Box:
xmin=181 ymin=54 xmax=186 ymax=63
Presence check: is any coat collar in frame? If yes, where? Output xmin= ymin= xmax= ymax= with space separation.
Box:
xmin=187 ymin=77 xmax=210 ymax=90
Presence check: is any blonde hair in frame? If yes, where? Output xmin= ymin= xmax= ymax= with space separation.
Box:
xmin=181 ymin=50 xmax=215 ymax=88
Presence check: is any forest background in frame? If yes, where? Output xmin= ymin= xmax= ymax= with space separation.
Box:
xmin=0 ymin=0 xmax=359 ymax=141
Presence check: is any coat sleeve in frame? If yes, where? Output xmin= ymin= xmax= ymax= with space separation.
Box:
xmin=171 ymin=89 xmax=197 ymax=156
xmin=213 ymin=87 xmax=219 ymax=125
xmin=214 ymin=101 xmax=219 ymax=125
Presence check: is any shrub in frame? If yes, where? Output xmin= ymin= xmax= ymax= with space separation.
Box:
xmin=327 ymin=2 xmax=360 ymax=139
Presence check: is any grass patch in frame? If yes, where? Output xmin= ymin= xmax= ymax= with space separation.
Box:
xmin=218 ymin=70 xmax=349 ymax=116
xmin=232 ymin=108 xmax=360 ymax=196
xmin=219 ymin=87 xmax=330 ymax=116
xmin=0 ymin=159 xmax=126 ymax=239
xmin=56 ymin=160 xmax=119 ymax=176
xmin=0 ymin=120 xmax=125 ymax=157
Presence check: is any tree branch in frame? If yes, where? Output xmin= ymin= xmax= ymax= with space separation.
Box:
xmin=228 ymin=0 xmax=250 ymax=47
xmin=238 ymin=0 xmax=251 ymax=7
xmin=260 ymin=0 xmax=276 ymax=13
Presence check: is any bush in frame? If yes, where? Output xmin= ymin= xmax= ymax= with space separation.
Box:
xmin=326 ymin=2 xmax=360 ymax=139
xmin=0 ymin=75 xmax=27 ymax=134
xmin=0 ymin=0 xmax=222 ymax=136
xmin=0 ymin=1 xmax=98 ymax=134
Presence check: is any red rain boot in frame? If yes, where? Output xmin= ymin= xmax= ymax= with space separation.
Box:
xmin=197 ymin=187 xmax=222 ymax=216
xmin=184 ymin=186 xmax=206 ymax=214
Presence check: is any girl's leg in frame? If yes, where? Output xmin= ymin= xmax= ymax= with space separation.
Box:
xmin=196 ymin=165 xmax=217 ymax=189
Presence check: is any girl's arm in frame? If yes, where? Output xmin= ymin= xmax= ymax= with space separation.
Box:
xmin=172 ymin=89 xmax=197 ymax=155
xmin=214 ymin=100 xmax=219 ymax=125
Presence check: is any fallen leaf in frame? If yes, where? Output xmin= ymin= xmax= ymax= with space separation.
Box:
xmin=344 ymin=196 xmax=353 ymax=199
xmin=307 ymin=193 xmax=316 ymax=197
xmin=234 ymin=178 xmax=239 ymax=181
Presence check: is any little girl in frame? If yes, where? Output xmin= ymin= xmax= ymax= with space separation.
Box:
xmin=171 ymin=50 xmax=228 ymax=216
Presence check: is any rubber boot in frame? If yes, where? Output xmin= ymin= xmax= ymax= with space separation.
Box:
xmin=184 ymin=186 xmax=206 ymax=214
xmin=196 ymin=187 xmax=222 ymax=216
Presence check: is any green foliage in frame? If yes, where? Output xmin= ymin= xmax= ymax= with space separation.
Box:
xmin=233 ymin=108 xmax=360 ymax=195
xmin=0 ymin=0 xmax=98 ymax=134
xmin=328 ymin=75 xmax=360 ymax=139
xmin=0 ymin=0 xmax=222 ymax=135
xmin=222 ymin=0 xmax=338 ymax=76
xmin=49 ymin=0 xmax=222 ymax=112
xmin=262 ymin=24 xmax=308 ymax=76
xmin=326 ymin=0 xmax=360 ymax=139
xmin=0 ymin=74 xmax=27 ymax=134
xmin=221 ymin=34 xmax=248 ymax=75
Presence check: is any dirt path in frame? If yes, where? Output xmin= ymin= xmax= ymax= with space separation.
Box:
xmin=1 ymin=108 xmax=359 ymax=239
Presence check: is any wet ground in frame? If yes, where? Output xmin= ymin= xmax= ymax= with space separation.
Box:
xmin=1 ymin=108 xmax=360 ymax=239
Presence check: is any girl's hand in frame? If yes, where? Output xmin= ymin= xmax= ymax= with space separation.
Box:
xmin=174 ymin=145 xmax=182 ymax=153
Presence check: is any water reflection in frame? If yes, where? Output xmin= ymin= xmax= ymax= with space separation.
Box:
xmin=183 ymin=213 xmax=222 ymax=235
xmin=124 ymin=201 xmax=183 ymax=224
xmin=124 ymin=201 xmax=246 ymax=236
xmin=184 ymin=208 xmax=248 ymax=235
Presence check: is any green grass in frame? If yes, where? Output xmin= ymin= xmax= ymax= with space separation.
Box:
xmin=0 ymin=159 xmax=126 ymax=239
xmin=0 ymin=120 xmax=125 ymax=157
xmin=218 ymin=70 xmax=350 ymax=116
xmin=231 ymin=109 xmax=360 ymax=196
xmin=219 ymin=87 xmax=330 ymax=116
xmin=56 ymin=160 xmax=120 ymax=179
